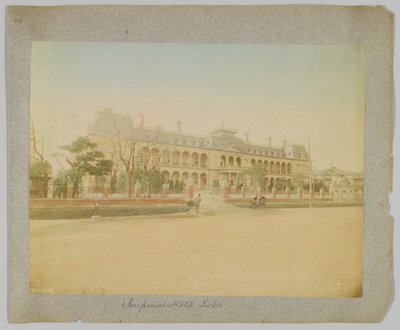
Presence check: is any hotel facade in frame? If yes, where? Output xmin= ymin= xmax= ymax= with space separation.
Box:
xmin=88 ymin=109 xmax=312 ymax=192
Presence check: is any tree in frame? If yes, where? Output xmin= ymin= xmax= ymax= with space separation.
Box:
xmin=61 ymin=136 xmax=110 ymax=198
xmin=242 ymin=163 xmax=267 ymax=192
xmin=110 ymin=136 xmax=136 ymax=197
xmin=104 ymin=110 xmax=162 ymax=198
xmin=139 ymin=142 xmax=161 ymax=197
xmin=30 ymin=118 xmax=51 ymax=197
xmin=30 ymin=160 xmax=51 ymax=179
xmin=53 ymin=170 xmax=69 ymax=198
xmin=105 ymin=115 xmax=138 ymax=198
xmin=117 ymin=172 xmax=127 ymax=194
xmin=29 ymin=160 xmax=51 ymax=198
xmin=292 ymin=177 xmax=306 ymax=190
xmin=148 ymin=170 xmax=164 ymax=194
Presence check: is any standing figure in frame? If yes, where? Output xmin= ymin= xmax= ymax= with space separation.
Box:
xmin=194 ymin=193 xmax=202 ymax=214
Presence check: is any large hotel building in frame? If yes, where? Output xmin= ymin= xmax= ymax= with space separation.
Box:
xmin=89 ymin=109 xmax=312 ymax=191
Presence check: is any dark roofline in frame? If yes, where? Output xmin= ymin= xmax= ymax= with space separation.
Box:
xmin=209 ymin=128 xmax=238 ymax=134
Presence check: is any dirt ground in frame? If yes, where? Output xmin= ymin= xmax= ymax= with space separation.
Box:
xmin=29 ymin=204 xmax=363 ymax=298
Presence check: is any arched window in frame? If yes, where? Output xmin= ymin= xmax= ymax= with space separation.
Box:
xmin=182 ymin=172 xmax=189 ymax=183
xmin=192 ymin=173 xmax=199 ymax=185
xmin=172 ymin=151 xmax=180 ymax=165
xmin=191 ymin=152 xmax=199 ymax=167
xmin=220 ymin=155 xmax=226 ymax=167
xmin=276 ymin=162 xmax=281 ymax=174
xmin=270 ymin=161 xmax=275 ymax=173
xmin=236 ymin=157 xmax=242 ymax=167
xmin=264 ymin=160 xmax=269 ymax=172
xmin=287 ymin=163 xmax=292 ymax=175
xmin=182 ymin=151 xmax=190 ymax=166
xmin=162 ymin=150 xmax=171 ymax=164
xmin=200 ymin=153 xmax=207 ymax=168
xmin=281 ymin=163 xmax=286 ymax=174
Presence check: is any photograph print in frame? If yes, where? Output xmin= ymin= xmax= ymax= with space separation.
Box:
xmin=29 ymin=42 xmax=365 ymax=298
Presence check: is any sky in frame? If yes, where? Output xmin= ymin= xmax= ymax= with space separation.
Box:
xmin=30 ymin=42 xmax=365 ymax=172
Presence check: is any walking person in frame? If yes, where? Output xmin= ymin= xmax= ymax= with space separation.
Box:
xmin=194 ymin=193 xmax=202 ymax=214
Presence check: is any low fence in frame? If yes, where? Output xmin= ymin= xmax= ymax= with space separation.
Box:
xmin=29 ymin=198 xmax=189 ymax=220
xmin=225 ymin=196 xmax=363 ymax=208
xmin=29 ymin=204 xmax=190 ymax=220
xmin=30 ymin=198 xmax=186 ymax=208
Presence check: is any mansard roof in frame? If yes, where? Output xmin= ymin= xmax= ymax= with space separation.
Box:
xmin=89 ymin=109 xmax=310 ymax=160
xmin=90 ymin=108 xmax=133 ymax=137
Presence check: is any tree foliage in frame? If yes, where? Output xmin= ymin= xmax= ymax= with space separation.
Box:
xmin=29 ymin=160 xmax=51 ymax=180
xmin=53 ymin=170 xmax=69 ymax=198
xmin=61 ymin=136 xmax=110 ymax=198
xmin=241 ymin=163 xmax=267 ymax=191
xmin=243 ymin=163 xmax=266 ymax=182
xmin=132 ymin=169 xmax=164 ymax=195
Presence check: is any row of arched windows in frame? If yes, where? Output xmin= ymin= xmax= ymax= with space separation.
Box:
xmin=163 ymin=171 xmax=207 ymax=187
xmin=250 ymin=159 xmax=292 ymax=174
xmin=137 ymin=147 xmax=299 ymax=175
xmin=138 ymin=147 xmax=208 ymax=168
xmin=219 ymin=155 xmax=292 ymax=174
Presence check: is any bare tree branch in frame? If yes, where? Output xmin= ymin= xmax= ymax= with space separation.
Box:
xmin=30 ymin=117 xmax=44 ymax=161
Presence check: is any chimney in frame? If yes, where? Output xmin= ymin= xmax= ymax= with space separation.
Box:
xmin=139 ymin=114 xmax=144 ymax=128
xmin=177 ymin=120 xmax=182 ymax=133
xmin=244 ymin=132 xmax=249 ymax=144
xmin=268 ymin=137 xmax=272 ymax=147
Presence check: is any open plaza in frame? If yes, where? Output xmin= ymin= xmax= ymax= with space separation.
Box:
xmin=29 ymin=198 xmax=363 ymax=298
